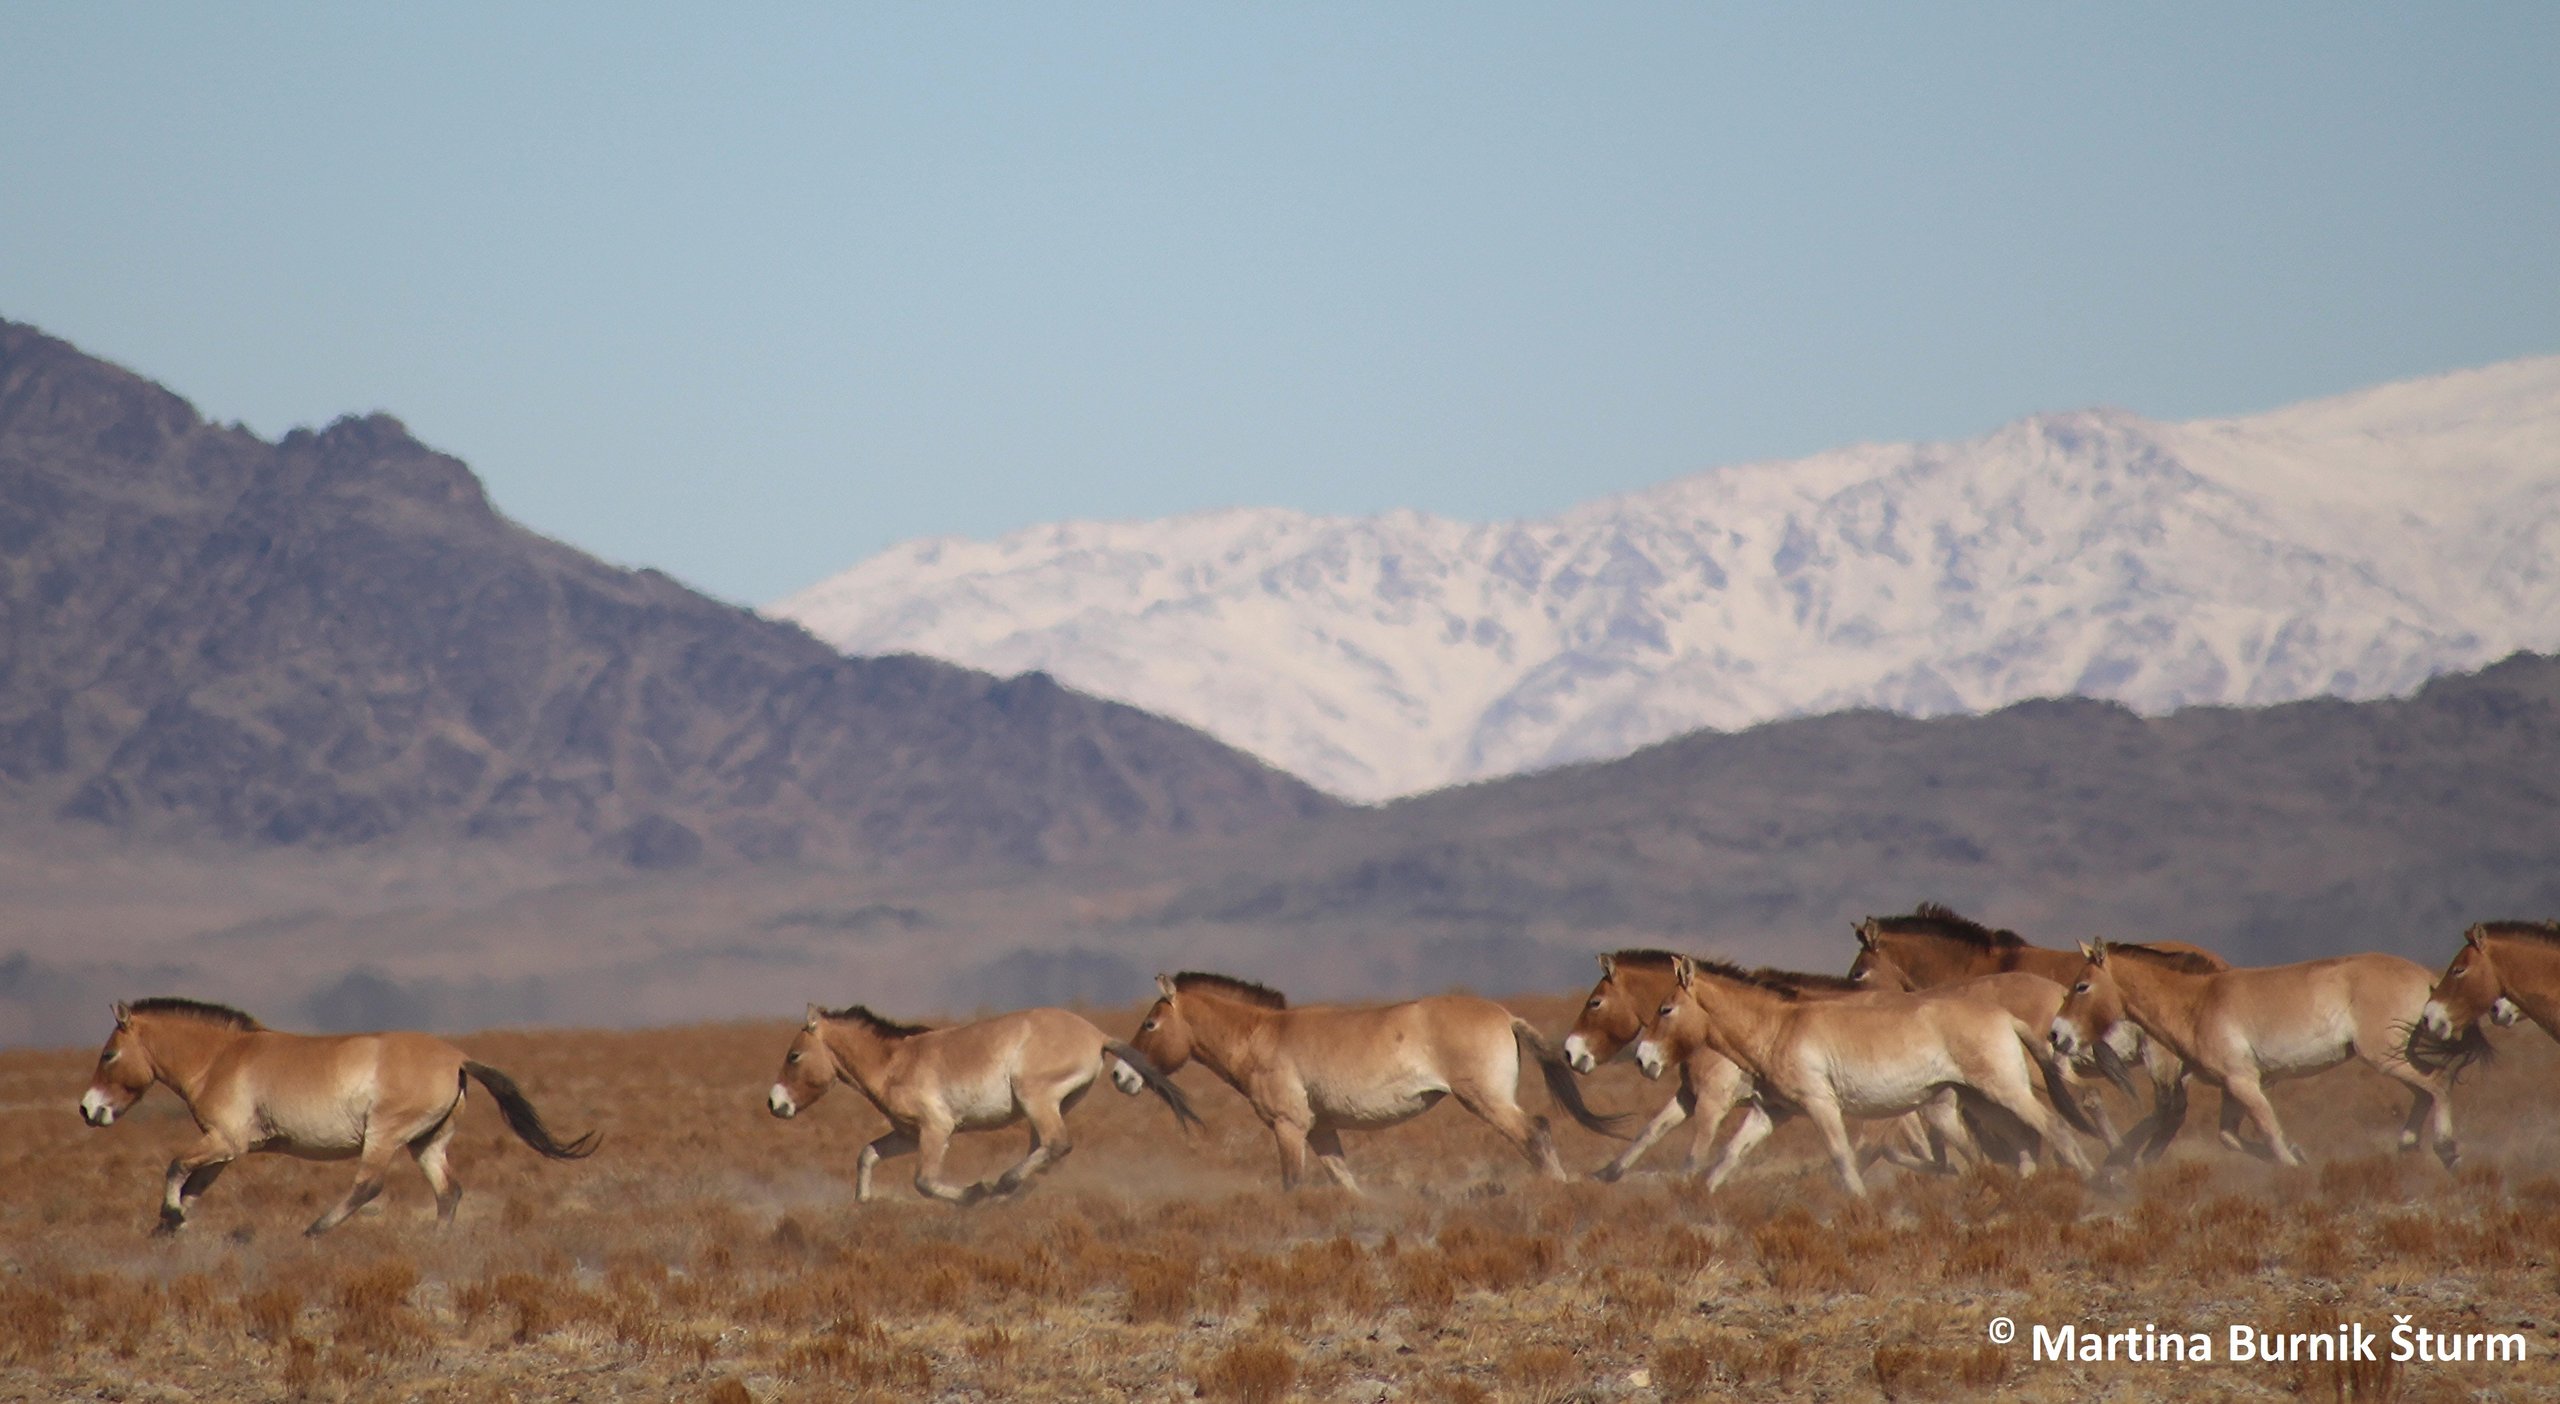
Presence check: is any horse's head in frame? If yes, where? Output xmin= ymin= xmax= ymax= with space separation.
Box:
xmin=2050 ymin=942 xmax=2138 ymax=1067
xmin=1565 ymin=952 xmax=1668 ymax=1073
xmin=766 ymin=1006 xmax=842 ymax=1119
xmin=79 ymin=1004 xmax=154 ymax=1128
xmin=1846 ymin=932 xmax=1915 ymax=991
xmin=1633 ymin=956 xmax=1708 ymax=1081
xmin=1130 ymin=975 xmax=1195 ymax=1074
xmin=2420 ymin=926 xmax=2516 ymax=1039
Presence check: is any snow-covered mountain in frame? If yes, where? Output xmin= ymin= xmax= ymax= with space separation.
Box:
xmin=770 ymin=357 xmax=2560 ymax=802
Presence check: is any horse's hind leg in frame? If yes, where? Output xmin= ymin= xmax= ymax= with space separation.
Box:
xmin=1310 ymin=1124 xmax=1361 ymax=1194
xmin=410 ymin=1115 xmax=463 ymax=1226
xmin=857 ymin=1127 xmax=919 ymax=1203
xmin=1596 ymin=1082 xmax=1697 ymax=1183
xmin=1454 ymin=1084 xmax=1565 ymax=1180
xmin=307 ymin=1143 xmax=401 ymax=1237
xmin=2364 ymin=1046 xmax=2457 ymax=1168
xmin=993 ymin=1093 xmax=1075 ymax=1197
xmin=2219 ymin=1073 xmax=2302 ymax=1166
xmin=911 ymin=1121 xmax=984 ymax=1205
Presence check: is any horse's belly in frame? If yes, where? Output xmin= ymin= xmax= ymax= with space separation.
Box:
xmin=1321 ymin=1082 xmax=1446 ymax=1128
xmin=257 ymin=1106 xmax=368 ymax=1157
xmin=2250 ymin=1027 xmax=2353 ymax=1081
xmin=1831 ymin=1066 xmax=1944 ymax=1119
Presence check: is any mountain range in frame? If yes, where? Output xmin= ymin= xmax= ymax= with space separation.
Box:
xmin=773 ymin=357 xmax=2560 ymax=801
xmin=0 ymin=319 xmax=1333 ymax=873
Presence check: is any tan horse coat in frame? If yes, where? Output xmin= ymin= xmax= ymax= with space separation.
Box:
xmin=1852 ymin=904 xmax=2221 ymax=1163
xmin=1129 ymin=973 xmax=1628 ymax=1190
xmin=2051 ymin=942 xmax=2457 ymax=1168
xmin=79 ymin=999 xmax=595 ymax=1236
xmin=767 ymin=1003 xmax=1199 ymax=1204
xmin=1635 ymin=957 xmax=2100 ymax=1197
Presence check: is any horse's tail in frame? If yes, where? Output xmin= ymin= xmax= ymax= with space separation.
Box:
xmin=1102 ymin=1041 xmax=1205 ymax=1134
xmin=2013 ymin=1023 xmax=2104 ymax=1141
xmin=462 ymin=1062 xmax=600 ymax=1161
xmin=1512 ymin=1018 xmax=1636 ymax=1139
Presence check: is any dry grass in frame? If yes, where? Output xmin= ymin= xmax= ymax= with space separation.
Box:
xmin=4 ymin=997 xmax=2559 ymax=1400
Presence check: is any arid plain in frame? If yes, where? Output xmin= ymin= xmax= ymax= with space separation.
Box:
xmin=4 ymin=993 xmax=2557 ymax=1403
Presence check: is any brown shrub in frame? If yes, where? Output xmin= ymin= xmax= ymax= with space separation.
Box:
xmin=1125 ymin=1252 xmax=1198 ymax=1323
xmin=243 ymin=1284 xmax=303 ymax=1344
xmin=1873 ymin=1340 xmax=2010 ymax=1399
xmin=1751 ymin=1205 xmax=1860 ymax=1292
xmin=1199 ymin=1333 xmax=1298 ymax=1404
xmin=1651 ymin=1338 xmax=1717 ymax=1402
xmin=0 ymin=1284 xmax=68 ymax=1369
xmin=1497 ymin=1342 xmax=1581 ymax=1404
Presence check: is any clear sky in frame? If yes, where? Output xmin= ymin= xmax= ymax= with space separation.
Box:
xmin=5 ymin=6 xmax=2554 ymax=605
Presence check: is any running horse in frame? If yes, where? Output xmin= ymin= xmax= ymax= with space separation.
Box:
xmin=1565 ymin=952 xmax=2011 ymax=1182
xmin=1128 ymin=973 xmax=1631 ymax=1191
xmin=78 ymin=998 xmax=597 ymax=1236
xmin=1851 ymin=904 xmax=2220 ymax=1163
xmin=766 ymin=1004 xmax=1201 ymax=1204
xmin=1633 ymin=956 xmax=2103 ymax=1197
xmin=2414 ymin=920 xmax=2560 ymax=1058
xmin=2050 ymin=941 xmax=2458 ymax=1168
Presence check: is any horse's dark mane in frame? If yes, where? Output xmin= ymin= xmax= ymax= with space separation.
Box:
xmin=1751 ymin=967 xmax=1865 ymax=995
xmin=1866 ymin=903 xmax=2024 ymax=950
xmin=126 ymin=997 xmax=262 ymax=1031
xmin=820 ymin=1005 xmax=934 ymax=1039
xmin=2103 ymin=943 xmax=2223 ymax=975
xmin=2474 ymin=920 xmax=2560 ymax=948
xmin=1170 ymin=972 xmax=1289 ymax=1009
xmin=1684 ymin=959 xmax=1808 ymax=1001
xmin=1604 ymin=949 xmax=1689 ymax=972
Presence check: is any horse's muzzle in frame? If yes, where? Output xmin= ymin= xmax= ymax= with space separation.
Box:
xmin=1633 ymin=1040 xmax=1666 ymax=1080
xmin=2048 ymin=1020 xmax=2079 ymax=1058
xmin=78 ymin=1090 xmax=114 ymax=1127
xmin=766 ymin=1085 xmax=797 ymax=1119
xmin=1562 ymin=1034 xmax=1596 ymax=1075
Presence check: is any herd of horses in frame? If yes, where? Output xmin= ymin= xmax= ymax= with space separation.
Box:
xmin=74 ymin=907 xmax=2560 ymax=1235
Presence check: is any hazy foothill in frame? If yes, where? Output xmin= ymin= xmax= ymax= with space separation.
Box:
xmin=6 ymin=319 xmax=2560 ymax=1047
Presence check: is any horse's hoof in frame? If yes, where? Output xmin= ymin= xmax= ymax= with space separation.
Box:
xmin=1590 ymin=1165 xmax=1624 ymax=1184
xmin=2435 ymin=1143 xmax=2461 ymax=1172
xmin=150 ymin=1220 xmax=183 ymax=1239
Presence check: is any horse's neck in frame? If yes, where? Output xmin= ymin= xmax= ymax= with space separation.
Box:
xmin=823 ymin=1024 xmax=904 ymax=1098
xmin=1892 ymin=938 xmax=2004 ymax=985
xmin=2108 ymin=960 xmax=2206 ymax=1053
xmin=135 ymin=1019 xmax=242 ymax=1106
xmin=1681 ymin=981 xmax=1785 ymax=1070
xmin=1183 ymin=999 xmax=1276 ymax=1093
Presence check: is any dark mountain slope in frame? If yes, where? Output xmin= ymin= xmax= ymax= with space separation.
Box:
xmin=0 ymin=319 xmax=1336 ymax=870
xmin=1144 ymin=651 xmax=2560 ymax=968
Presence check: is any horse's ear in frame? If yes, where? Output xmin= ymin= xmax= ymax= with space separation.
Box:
xmin=1155 ymin=973 xmax=1177 ymax=999
xmin=802 ymin=1004 xmax=822 ymax=1030
xmin=112 ymin=1001 xmax=130 ymax=1029
xmin=1673 ymin=955 xmax=1695 ymax=989
xmin=2080 ymin=940 xmax=2107 ymax=964
xmin=1855 ymin=921 xmax=1877 ymax=950
xmin=1596 ymin=952 xmax=1616 ymax=978
xmin=2466 ymin=925 xmax=2487 ymax=948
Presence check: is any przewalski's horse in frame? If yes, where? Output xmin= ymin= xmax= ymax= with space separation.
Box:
xmin=1128 ymin=973 xmax=1631 ymax=1191
xmin=768 ymin=1004 xmax=1201 ymax=1205
xmin=1847 ymin=940 xmax=2131 ymax=1141
xmin=78 ymin=999 xmax=596 ymax=1237
xmin=1851 ymin=904 xmax=2220 ymax=1164
xmin=1634 ymin=956 xmax=2101 ymax=1197
xmin=1565 ymin=952 xmax=1983 ymax=1182
xmin=2050 ymin=941 xmax=2458 ymax=1168
xmin=2414 ymin=921 xmax=2560 ymax=1059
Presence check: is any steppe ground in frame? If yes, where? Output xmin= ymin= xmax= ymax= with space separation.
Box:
xmin=4 ymin=994 xmax=2557 ymax=1403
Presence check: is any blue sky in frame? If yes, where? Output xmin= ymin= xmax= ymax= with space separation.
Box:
xmin=5 ymin=5 xmax=2554 ymax=605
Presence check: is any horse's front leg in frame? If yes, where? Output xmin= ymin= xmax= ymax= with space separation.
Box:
xmin=1309 ymin=1124 xmax=1361 ymax=1194
xmin=156 ymin=1135 xmax=238 ymax=1235
xmin=1702 ymin=1098 xmax=1788 ymax=1192
xmin=993 ymin=1092 xmax=1075 ymax=1197
xmin=1271 ymin=1119 xmax=1312 ymax=1190
xmin=1804 ymin=1096 xmax=1869 ymax=1198
xmin=857 ymin=1126 xmax=918 ymax=1203
xmin=1595 ymin=1083 xmax=1696 ymax=1183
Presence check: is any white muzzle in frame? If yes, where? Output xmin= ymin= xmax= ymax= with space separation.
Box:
xmin=1634 ymin=1038 xmax=1665 ymax=1080
xmin=766 ymin=1084 xmax=797 ymax=1119
xmin=79 ymin=1090 xmax=115 ymax=1127
xmin=1109 ymin=1057 xmax=1144 ymax=1094
xmin=1563 ymin=1033 xmax=1596 ymax=1075
xmin=2048 ymin=1017 xmax=2080 ymax=1058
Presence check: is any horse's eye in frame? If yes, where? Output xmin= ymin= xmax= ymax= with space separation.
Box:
xmin=2451 ymin=964 xmax=2467 ymax=977
xmin=1657 ymin=1003 xmax=1675 ymax=1017
xmin=1142 ymin=1018 xmax=1159 ymax=1032
xmin=101 ymin=1049 xmax=118 ymax=1064
xmin=786 ymin=1052 xmax=802 ymax=1064
xmin=2072 ymin=982 xmax=2089 ymax=995
xmin=1585 ymin=997 xmax=1602 ymax=1010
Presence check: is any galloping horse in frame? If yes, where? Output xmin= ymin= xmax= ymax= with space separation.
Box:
xmin=767 ymin=1003 xmax=1200 ymax=1205
xmin=1634 ymin=956 xmax=2101 ymax=1197
xmin=1851 ymin=904 xmax=2220 ymax=1163
xmin=1565 ymin=952 xmax=1993 ymax=1182
xmin=1847 ymin=940 xmax=2129 ymax=1141
xmin=2416 ymin=921 xmax=2560 ymax=1054
xmin=79 ymin=999 xmax=597 ymax=1236
xmin=1128 ymin=973 xmax=1630 ymax=1191
xmin=2050 ymin=942 xmax=2457 ymax=1168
